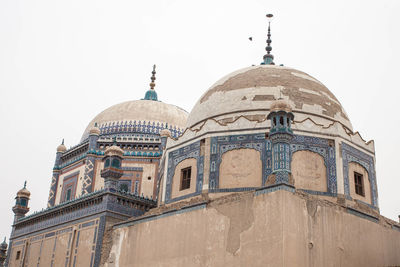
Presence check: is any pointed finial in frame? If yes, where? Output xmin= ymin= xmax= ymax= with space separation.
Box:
xmin=262 ymin=14 xmax=275 ymax=65
xmin=23 ymin=181 xmax=27 ymax=189
xmin=150 ymin=64 xmax=156 ymax=90
xmin=112 ymin=136 xmax=117 ymax=145
xmin=3 ymin=237 xmax=5 ymax=243
xmin=143 ymin=64 xmax=158 ymax=101
xmin=61 ymin=138 xmax=64 ymax=145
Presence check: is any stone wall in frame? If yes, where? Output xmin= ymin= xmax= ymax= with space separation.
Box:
xmin=103 ymin=189 xmax=400 ymax=267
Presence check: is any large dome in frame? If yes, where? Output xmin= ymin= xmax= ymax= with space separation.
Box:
xmin=81 ymin=100 xmax=188 ymax=142
xmin=187 ymin=65 xmax=352 ymax=131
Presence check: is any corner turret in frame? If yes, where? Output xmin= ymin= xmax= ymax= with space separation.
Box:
xmin=267 ymin=98 xmax=294 ymax=185
xmin=101 ymin=137 xmax=124 ymax=191
xmin=12 ymin=182 xmax=30 ymax=222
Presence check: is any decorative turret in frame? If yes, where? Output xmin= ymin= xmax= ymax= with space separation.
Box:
xmin=101 ymin=137 xmax=124 ymax=191
xmin=88 ymin=122 xmax=100 ymax=150
xmin=54 ymin=139 xmax=66 ymax=168
xmin=267 ymin=98 xmax=294 ymax=185
xmin=143 ymin=65 xmax=158 ymax=101
xmin=0 ymin=237 xmax=7 ymax=266
xmin=56 ymin=139 xmax=67 ymax=153
xmin=262 ymin=14 xmax=275 ymax=65
xmin=12 ymin=181 xmax=30 ymax=222
xmin=160 ymin=128 xmax=172 ymax=150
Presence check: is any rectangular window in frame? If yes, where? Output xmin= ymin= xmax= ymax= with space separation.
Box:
xmin=354 ymin=172 xmax=365 ymax=197
xmin=180 ymin=167 xmax=192 ymax=190
xmin=16 ymin=251 xmax=21 ymax=260
xmin=66 ymin=188 xmax=72 ymax=201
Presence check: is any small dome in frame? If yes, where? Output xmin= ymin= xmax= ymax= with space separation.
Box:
xmin=57 ymin=143 xmax=67 ymax=153
xmin=160 ymin=128 xmax=172 ymax=138
xmin=187 ymin=65 xmax=352 ymax=131
xmin=270 ymin=98 xmax=292 ymax=113
xmin=105 ymin=145 xmax=124 ymax=157
xmin=89 ymin=123 xmax=101 ymax=136
xmin=17 ymin=185 xmax=30 ymax=198
xmin=1 ymin=238 xmax=7 ymax=249
xmin=81 ymin=100 xmax=188 ymax=142
xmin=144 ymin=89 xmax=158 ymax=101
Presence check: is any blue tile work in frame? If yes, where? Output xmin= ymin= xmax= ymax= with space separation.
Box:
xmin=93 ymin=216 xmax=106 ymax=267
xmin=341 ymin=142 xmax=378 ymax=207
xmin=165 ymin=141 xmax=204 ymax=203
xmin=209 ymin=133 xmax=270 ymax=192
xmin=97 ymin=120 xmax=184 ymax=139
xmin=47 ymin=171 xmax=60 ymax=207
xmin=208 ymin=133 xmax=337 ymax=195
xmin=82 ymin=156 xmax=95 ymax=195
xmin=291 ymin=135 xmax=337 ymax=195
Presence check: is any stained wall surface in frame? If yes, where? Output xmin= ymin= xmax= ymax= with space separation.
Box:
xmin=219 ymin=148 xmax=262 ymax=188
xmin=291 ymin=150 xmax=327 ymax=192
xmin=103 ymin=190 xmax=400 ymax=267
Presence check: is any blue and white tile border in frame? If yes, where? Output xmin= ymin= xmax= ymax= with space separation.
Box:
xmin=165 ymin=141 xmax=204 ymax=203
xmin=341 ymin=142 xmax=378 ymax=208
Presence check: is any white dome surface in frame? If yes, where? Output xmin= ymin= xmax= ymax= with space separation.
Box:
xmin=187 ymin=65 xmax=352 ymax=131
xmin=81 ymin=100 xmax=188 ymax=142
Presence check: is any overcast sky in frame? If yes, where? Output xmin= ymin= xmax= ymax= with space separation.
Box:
xmin=0 ymin=0 xmax=399 ymax=241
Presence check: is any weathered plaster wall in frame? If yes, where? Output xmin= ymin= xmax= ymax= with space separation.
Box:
xmin=219 ymin=148 xmax=262 ymax=189
xmin=103 ymin=190 xmax=400 ymax=267
xmin=292 ymin=150 xmax=327 ymax=192
xmin=348 ymin=162 xmax=371 ymax=204
xmin=171 ymin=158 xmax=197 ymax=199
xmin=8 ymin=218 xmax=100 ymax=267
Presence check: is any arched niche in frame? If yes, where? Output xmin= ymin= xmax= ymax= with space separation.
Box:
xmin=348 ymin=162 xmax=372 ymax=204
xmin=291 ymin=150 xmax=327 ymax=192
xmin=219 ymin=148 xmax=262 ymax=189
xmin=171 ymin=158 xmax=198 ymax=199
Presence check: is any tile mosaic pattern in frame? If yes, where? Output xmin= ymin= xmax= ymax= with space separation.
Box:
xmin=208 ymin=133 xmax=337 ymax=195
xmin=165 ymin=141 xmax=204 ymax=203
xmin=341 ymin=142 xmax=378 ymax=207
xmin=209 ymin=133 xmax=268 ymax=192
xmin=97 ymin=120 xmax=184 ymax=139
xmin=291 ymin=135 xmax=337 ymax=195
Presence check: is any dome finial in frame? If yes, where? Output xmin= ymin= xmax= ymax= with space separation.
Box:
xmin=61 ymin=138 xmax=64 ymax=145
xmin=262 ymin=14 xmax=275 ymax=65
xmin=150 ymin=64 xmax=156 ymax=90
xmin=143 ymin=64 xmax=158 ymax=101
xmin=23 ymin=180 xmax=27 ymax=189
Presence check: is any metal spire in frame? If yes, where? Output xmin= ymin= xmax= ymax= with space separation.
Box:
xmin=61 ymin=138 xmax=64 ymax=145
xmin=23 ymin=181 xmax=27 ymax=189
xmin=262 ymin=14 xmax=275 ymax=65
xmin=143 ymin=64 xmax=158 ymax=101
xmin=150 ymin=64 xmax=156 ymax=90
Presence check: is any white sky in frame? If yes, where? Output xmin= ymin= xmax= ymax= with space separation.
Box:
xmin=0 ymin=0 xmax=399 ymax=241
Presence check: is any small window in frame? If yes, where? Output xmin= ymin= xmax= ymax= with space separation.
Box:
xmin=16 ymin=251 xmax=21 ymax=260
xmin=104 ymin=158 xmax=110 ymax=167
xmin=20 ymin=198 xmax=27 ymax=207
xmin=148 ymin=176 xmax=151 ymax=180
xmin=273 ymin=117 xmax=276 ymax=126
xmin=66 ymin=188 xmax=72 ymax=201
xmin=354 ymin=172 xmax=365 ymax=197
xmin=111 ymin=158 xmax=120 ymax=168
xmin=180 ymin=167 xmax=192 ymax=191
xmin=279 ymin=116 xmax=284 ymax=126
